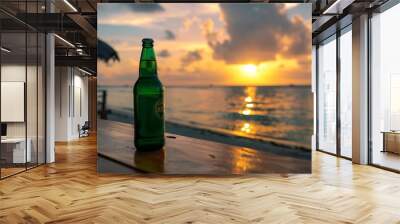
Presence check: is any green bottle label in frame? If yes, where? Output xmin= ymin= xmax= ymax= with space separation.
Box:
xmin=137 ymin=93 xmax=163 ymax=138
xmin=154 ymin=99 xmax=164 ymax=119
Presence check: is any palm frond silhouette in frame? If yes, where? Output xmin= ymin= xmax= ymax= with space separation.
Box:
xmin=98 ymin=39 xmax=120 ymax=63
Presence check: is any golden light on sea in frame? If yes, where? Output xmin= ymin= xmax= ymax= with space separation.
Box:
xmin=242 ymin=91 xmax=255 ymax=115
xmin=244 ymin=96 xmax=253 ymax=103
xmin=241 ymin=123 xmax=251 ymax=133
xmin=241 ymin=109 xmax=251 ymax=115
xmin=246 ymin=103 xmax=254 ymax=108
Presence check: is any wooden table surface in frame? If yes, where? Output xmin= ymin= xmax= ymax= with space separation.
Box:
xmin=97 ymin=119 xmax=310 ymax=174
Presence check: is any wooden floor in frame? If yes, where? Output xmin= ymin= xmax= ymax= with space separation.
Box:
xmin=372 ymin=150 xmax=400 ymax=171
xmin=1 ymin=135 xmax=400 ymax=223
xmin=1 ymin=167 xmax=26 ymax=178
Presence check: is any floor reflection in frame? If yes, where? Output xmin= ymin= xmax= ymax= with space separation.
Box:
xmin=134 ymin=149 xmax=165 ymax=173
xmin=232 ymin=148 xmax=256 ymax=173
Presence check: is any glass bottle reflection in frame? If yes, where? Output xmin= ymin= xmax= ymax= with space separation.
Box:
xmin=134 ymin=148 xmax=165 ymax=173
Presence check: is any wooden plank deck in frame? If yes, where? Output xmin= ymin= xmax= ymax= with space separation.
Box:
xmin=97 ymin=119 xmax=311 ymax=174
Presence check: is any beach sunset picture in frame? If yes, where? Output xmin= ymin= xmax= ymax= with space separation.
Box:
xmin=97 ymin=3 xmax=312 ymax=174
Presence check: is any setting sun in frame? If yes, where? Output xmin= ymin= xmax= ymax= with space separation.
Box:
xmin=98 ymin=3 xmax=311 ymax=86
xmin=241 ymin=64 xmax=257 ymax=76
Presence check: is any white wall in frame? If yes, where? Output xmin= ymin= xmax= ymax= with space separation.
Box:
xmin=55 ymin=67 xmax=89 ymax=141
xmin=1 ymin=65 xmax=38 ymax=138
xmin=72 ymin=73 xmax=89 ymax=138
xmin=1 ymin=65 xmax=26 ymax=128
xmin=1 ymin=64 xmax=46 ymax=164
xmin=1 ymin=65 xmax=26 ymax=81
xmin=55 ymin=66 xmax=70 ymax=141
xmin=1 ymin=82 xmax=25 ymax=122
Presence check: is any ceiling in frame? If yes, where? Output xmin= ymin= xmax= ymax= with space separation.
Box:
xmin=0 ymin=0 xmax=98 ymax=74
xmin=310 ymin=0 xmax=390 ymax=43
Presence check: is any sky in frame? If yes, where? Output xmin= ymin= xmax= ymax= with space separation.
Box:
xmin=98 ymin=3 xmax=311 ymax=86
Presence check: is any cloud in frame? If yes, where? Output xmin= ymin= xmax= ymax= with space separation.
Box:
xmin=181 ymin=50 xmax=202 ymax=66
xmin=201 ymin=19 xmax=217 ymax=42
xmin=286 ymin=16 xmax=310 ymax=55
xmin=207 ymin=4 xmax=310 ymax=64
xmin=128 ymin=4 xmax=164 ymax=13
xmin=164 ymin=30 xmax=176 ymax=40
xmin=158 ymin=49 xmax=171 ymax=58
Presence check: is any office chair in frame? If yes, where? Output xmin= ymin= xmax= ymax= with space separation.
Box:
xmin=78 ymin=121 xmax=90 ymax=138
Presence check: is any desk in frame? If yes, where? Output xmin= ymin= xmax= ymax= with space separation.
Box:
xmin=382 ymin=131 xmax=400 ymax=154
xmin=1 ymin=138 xmax=31 ymax=163
xmin=97 ymin=119 xmax=310 ymax=174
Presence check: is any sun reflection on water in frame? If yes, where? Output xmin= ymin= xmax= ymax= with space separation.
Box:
xmin=241 ymin=123 xmax=251 ymax=133
xmin=246 ymin=103 xmax=254 ymax=108
xmin=238 ymin=86 xmax=258 ymax=134
xmin=244 ymin=96 xmax=253 ymax=103
xmin=241 ymin=109 xmax=252 ymax=115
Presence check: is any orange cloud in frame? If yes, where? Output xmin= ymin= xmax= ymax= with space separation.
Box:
xmin=98 ymin=3 xmax=311 ymax=86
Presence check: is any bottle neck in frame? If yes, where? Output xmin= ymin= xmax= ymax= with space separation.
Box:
xmin=139 ymin=46 xmax=157 ymax=78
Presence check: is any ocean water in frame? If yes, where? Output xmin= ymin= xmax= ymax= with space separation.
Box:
xmin=98 ymin=86 xmax=313 ymax=145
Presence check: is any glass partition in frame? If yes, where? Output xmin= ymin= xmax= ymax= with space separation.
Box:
xmin=370 ymin=3 xmax=400 ymax=171
xmin=0 ymin=1 xmax=46 ymax=179
xmin=317 ymin=35 xmax=337 ymax=154
xmin=1 ymin=30 xmax=28 ymax=177
xmin=339 ymin=26 xmax=352 ymax=158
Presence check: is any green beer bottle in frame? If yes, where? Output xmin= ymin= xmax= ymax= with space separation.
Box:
xmin=134 ymin=38 xmax=165 ymax=151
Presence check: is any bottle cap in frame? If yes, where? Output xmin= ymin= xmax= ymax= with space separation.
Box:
xmin=142 ymin=38 xmax=154 ymax=44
